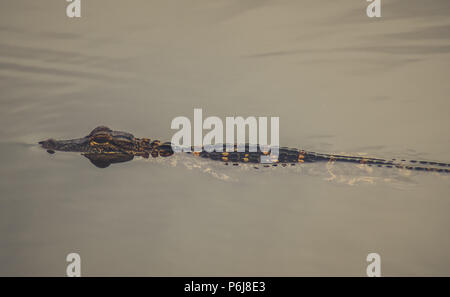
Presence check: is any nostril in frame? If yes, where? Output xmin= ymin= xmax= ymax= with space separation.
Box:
xmin=39 ymin=138 xmax=56 ymax=148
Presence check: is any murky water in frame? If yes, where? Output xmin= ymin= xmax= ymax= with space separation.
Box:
xmin=1 ymin=0 xmax=450 ymax=276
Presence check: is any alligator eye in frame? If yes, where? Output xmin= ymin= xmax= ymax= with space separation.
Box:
xmin=91 ymin=132 xmax=112 ymax=143
xmin=111 ymin=138 xmax=134 ymax=149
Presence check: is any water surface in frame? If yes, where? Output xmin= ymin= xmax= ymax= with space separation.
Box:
xmin=1 ymin=0 xmax=450 ymax=276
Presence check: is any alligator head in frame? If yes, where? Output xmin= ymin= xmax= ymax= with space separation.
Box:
xmin=39 ymin=126 xmax=175 ymax=168
xmin=39 ymin=126 xmax=144 ymax=168
xmin=39 ymin=126 xmax=137 ymax=152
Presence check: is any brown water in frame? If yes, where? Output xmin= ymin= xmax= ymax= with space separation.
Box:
xmin=1 ymin=0 xmax=450 ymax=276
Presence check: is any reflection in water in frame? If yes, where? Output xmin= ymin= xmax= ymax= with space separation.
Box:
xmin=83 ymin=153 xmax=134 ymax=168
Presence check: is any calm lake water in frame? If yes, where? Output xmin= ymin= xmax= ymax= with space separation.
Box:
xmin=1 ymin=0 xmax=450 ymax=276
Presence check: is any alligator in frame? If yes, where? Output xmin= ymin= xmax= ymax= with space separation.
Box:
xmin=38 ymin=126 xmax=450 ymax=172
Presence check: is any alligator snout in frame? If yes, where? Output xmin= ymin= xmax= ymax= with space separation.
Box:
xmin=38 ymin=139 xmax=58 ymax=154
xmin=39 ymin=138 xmax=56 ymax=149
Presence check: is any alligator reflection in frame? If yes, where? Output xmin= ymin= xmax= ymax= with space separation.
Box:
xmin=82 ymin=153 xmax=135 ymax=168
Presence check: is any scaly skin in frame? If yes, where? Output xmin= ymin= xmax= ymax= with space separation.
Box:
xmin=39 ymin=126 xmax=450 ymax=171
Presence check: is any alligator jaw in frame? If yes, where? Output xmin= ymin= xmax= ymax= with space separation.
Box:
xmin=38 ymin=137 xmax=90 ymax=152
